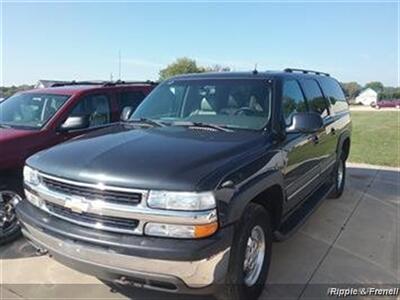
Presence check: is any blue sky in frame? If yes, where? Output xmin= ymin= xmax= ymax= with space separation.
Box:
xmin=1 ymin=1 xmax=398 ymax=86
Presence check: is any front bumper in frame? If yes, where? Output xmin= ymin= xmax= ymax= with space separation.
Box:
xmin=17 ymin=200 xmax=233 ymax=294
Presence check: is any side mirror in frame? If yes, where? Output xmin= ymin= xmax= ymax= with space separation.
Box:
xmin=120 ymin=106 xmax=134 ymax=122
xmin=59 ymin=116 xmax=89 ymax=132
xmin=286 ymin=112 xmax=323 ymax=133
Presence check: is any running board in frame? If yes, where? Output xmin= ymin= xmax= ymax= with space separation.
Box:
xmin=274 ymin=182 xmax=334 ymax=241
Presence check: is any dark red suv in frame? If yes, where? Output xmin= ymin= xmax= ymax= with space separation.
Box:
xmin=0 ymin=81 xmax=155 ymax=244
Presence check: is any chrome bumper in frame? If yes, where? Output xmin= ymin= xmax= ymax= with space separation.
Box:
xmin=22 ymin=222 xmax=230 ymax=289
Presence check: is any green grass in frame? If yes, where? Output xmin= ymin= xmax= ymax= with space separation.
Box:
xmin=349 ymin=111 xmax=399 ymax=167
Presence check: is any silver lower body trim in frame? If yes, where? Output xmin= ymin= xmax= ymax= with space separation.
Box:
xmin=22 ymin=222 xmax=230 ymax=288
xmin=287 ymin=159 xmax=336 ymax=200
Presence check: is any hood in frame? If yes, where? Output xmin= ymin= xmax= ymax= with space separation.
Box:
xmin=0 ymin=127 xmax=37 ymax=142
xmin=28 ymin=124 xmax=270 ymax=191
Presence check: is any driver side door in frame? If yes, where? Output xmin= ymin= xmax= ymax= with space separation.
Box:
xmin=55 ymin=93 xmax=113 ymax=142
xmin=281 ymin=79 xmax=321 ymax=211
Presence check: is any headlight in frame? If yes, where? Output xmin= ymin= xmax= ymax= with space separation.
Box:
xmin=144 ymin=222 xmax=218 ymax=239
xmin=147 ymin=191 xmax=216 ymax=211
xmin=23 ymin=165 xmax=41 ymax=186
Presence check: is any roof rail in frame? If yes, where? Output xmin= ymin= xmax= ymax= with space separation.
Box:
xmin=102 ymin=80 xmax=157 ymax=87
xmin=284 ymin=68 xmax=330 ymax=77
xmin=50 ymin=81 xmax=105 ymax=87
xmin=50 ymin=80 xmax=157 ymax=88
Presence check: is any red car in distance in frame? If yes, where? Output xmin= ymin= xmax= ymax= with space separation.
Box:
xmin=0 ymin=81 xmax=155 ymax=244
xmin=376 ymin=99 xmax=400 ymax=109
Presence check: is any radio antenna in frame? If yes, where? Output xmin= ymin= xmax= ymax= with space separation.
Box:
xmin=253 ymin=63 xmax=258 ymax=75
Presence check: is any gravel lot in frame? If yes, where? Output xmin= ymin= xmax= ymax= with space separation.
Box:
xmin=1 ymin=163 xmax=399 ymax=299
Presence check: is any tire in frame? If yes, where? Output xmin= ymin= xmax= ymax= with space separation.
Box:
xmin=0 ymin=181 xmax=23 ymax=246
xmin=328 ymin=157 xmax=346 ymax=199
xmin=216 ymin=203 xmax=272 ymax=300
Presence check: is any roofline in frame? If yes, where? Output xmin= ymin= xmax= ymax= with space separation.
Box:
xmin=49 ymin=80 xmax=157 ymax=88
xmin=165 ymin=69 xmax=335 ymax=81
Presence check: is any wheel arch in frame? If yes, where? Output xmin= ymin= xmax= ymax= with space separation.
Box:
xmin=221 ymin=170 xmax=285 ymax=231
xmin=250 ymin=184 xmax=284 ymax=231
xmin=337 ymin=132 xmax=351 ymax=161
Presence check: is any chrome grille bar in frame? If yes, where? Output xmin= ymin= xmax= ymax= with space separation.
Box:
xmin=40 ymin=172 xmax=148 ymax=195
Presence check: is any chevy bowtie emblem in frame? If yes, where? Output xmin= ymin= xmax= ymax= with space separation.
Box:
xmin=64 ymin=197 xmax=89 ymax=214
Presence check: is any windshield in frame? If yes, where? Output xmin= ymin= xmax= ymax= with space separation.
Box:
xmin=132 ymin=79 xmax=272 ymax=130
xmin=0 ymin=93 xmax=70 ymax=129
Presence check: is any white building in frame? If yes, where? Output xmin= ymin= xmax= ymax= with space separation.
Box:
xmin=355 ymin=88 xmax=378 ymax=106
xmin=35 ymin=80 xmax=68 ymax=89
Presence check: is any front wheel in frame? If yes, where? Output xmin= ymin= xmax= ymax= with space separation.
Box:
xmin=0 ymin=187 xmax=23 ymax=246
xmin=216 ymin=203 xmax=272 ymax=300
xmin=328 ymin=158 xmax=346 ymax=199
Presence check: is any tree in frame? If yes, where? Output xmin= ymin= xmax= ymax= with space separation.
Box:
xmin=379 ymin=86 xmax=400 ymax=100
xmin=0 ymin=84 xmax=34 ymax=98
xmin=158 ymin=58 xmax=231 ymax=81
xmin=365 ymin=81 xmax=384 ymax=93
xmin=159 ymin=57 xmax=204 ymax=81
xmin=341 ymin=82 xmax=361 ymax=99
xmin=207 ymin=64 xmax=231 ymax=72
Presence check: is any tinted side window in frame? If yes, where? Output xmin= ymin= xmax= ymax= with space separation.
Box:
xmin=118 ymin=91 xmax=146 ymax=113
xmin=319 ymin=78 xmax=348 ymax=113
xmin=70 ymin=94 xmax=111 ymax=127
xmin=301 ymin=79 xmax=329 ymax=117
xmin=282 ymin=80 xmax=307 ymax=125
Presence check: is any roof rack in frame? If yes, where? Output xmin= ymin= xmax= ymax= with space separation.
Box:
xmin=51 ymin=80 xmax=157 ymax=88
xmin=284 ymin=68 xmax=330 ymax=77
xmin=50 ymin=81 xmax=105 ymax=87
xmin=103 ymin=80 xmax=157 ymax=86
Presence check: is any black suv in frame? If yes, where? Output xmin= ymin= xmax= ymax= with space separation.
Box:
xmin=17 ymin=69 xmax=351 ymax=300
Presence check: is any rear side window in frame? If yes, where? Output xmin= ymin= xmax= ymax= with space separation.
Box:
xmin=319 ymin=78 xmax=348 ymax=113
xmin=70 ymin=94 xmax=111 ymax=128
xmin=117 ymin=91 xmax=146 ymax=114
xmin=282 ymin=80 xmax=307 ymax=125
xmin=301 ymin=79 xmax=329 ymax=117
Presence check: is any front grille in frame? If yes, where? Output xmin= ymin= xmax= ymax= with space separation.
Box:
xmin=42 ymin=177 xmax=142 ymax=205
xmin=45 ymin=201 xmax=139 ymax=232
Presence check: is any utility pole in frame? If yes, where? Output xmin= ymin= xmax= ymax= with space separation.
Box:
xmin=118 ymin=50 xmax=122 ymax=81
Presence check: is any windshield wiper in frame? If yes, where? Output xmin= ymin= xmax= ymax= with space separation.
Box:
xmin=125 ymin=118 xmax=166 ymax=127
xmin=171 ymin=121 xmax=232 ymax=132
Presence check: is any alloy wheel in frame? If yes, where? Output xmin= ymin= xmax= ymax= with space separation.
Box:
xmin=243 ymin=225 xmax=266 ymax=287
xmin=337 ymin=160 xmax=344 ymax=190
xmin=0 ymin=191 xmax=21 ymax=233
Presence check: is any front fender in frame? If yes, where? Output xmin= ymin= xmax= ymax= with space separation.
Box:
xmin=215 ymin=151 xmax=285 ymax=227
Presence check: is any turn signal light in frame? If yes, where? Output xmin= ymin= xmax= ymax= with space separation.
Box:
xmin=144 ymin=222 xmax=219 ymax=239
xmin=194 ymin=222 xmax=218 ymax=238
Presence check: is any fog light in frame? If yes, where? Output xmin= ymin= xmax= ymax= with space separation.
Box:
xmin=144 ymin=222 xmax=218 ymax=239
